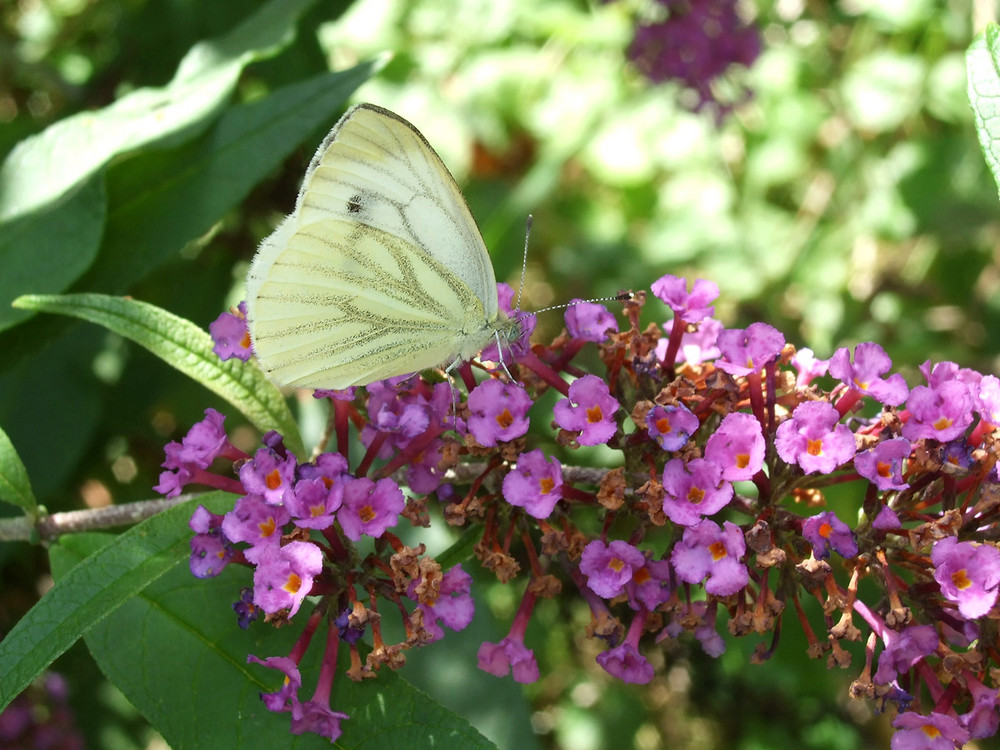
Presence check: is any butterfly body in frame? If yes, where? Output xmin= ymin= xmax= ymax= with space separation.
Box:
xmin=245 ymin=104 xmax=518 ymax=389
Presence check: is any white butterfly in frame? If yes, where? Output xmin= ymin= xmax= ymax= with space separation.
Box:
xmin=244 ymin=103 xmax=522 ymax=389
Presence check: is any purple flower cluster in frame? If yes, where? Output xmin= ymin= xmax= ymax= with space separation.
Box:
xmin=623 ymin=0 xmax=761 ymax=112
xmin=162 ymin=408 xmax=469 ymax=741
xmin=194 ymin=271 xmax=1000 ymax=746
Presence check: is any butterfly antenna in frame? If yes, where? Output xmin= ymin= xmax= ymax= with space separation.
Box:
xmin=514 ymin=215 xmax=532 ymax=313
xmin=514 ymin=215 xmax=632 ymax=316
xmin=530 ymin=291 xmax=635 ymax=317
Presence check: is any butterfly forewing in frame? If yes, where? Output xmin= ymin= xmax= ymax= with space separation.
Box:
xmin=294 ymin=104 xmax=499 ymax=317
xmin=248 ymin=221 xmax=496 ymax=388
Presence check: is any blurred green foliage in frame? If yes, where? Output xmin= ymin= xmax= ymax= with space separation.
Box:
xmin=1 ymin=0 xmax=999 ymax=748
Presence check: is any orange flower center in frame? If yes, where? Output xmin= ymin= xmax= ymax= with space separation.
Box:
xmin=282 ymin=573 xmax=302 ymax=594
xmin=265 ymin=469 xmax=283 ymax=491
xmin=952 ymin=569 xmax=972 ymax=590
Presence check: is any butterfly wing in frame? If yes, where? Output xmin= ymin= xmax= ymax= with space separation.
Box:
xmin=245 ymin=104 xmax=508 ymax=389
xmin=295 ymin=103 xmax=499 ymax=318
xmin=247 ymin=218 xmax=494 ymax=389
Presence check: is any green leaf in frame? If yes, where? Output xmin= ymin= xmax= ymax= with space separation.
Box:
xmin=0 ymin=423 xmax=36 ymax=513
xmin=0 ymin=0 xmax=320 ymax=221
xmin=10 ymin=294 xmax=304 ymax=457
xmin=968 ymin=24 xmax=1000 ymax=201
xmin=90 ymin=62 xmax=379 ymax=294
xmin=0 ymin=492 xmax=234 ymax=714
xmin=1 ymin=63 xmax=377 ymax=371
xmin=0 ymin=178 xmax=106 ymax=333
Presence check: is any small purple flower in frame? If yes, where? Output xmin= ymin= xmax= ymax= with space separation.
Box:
xmin=975 ymin=374 xmax=1000 ymax=425
xmin=290 ymin=701 xmax=350 ymax=742
xmin=156 ymin=408 xmax=243 ymax=497
xmin=962 ymin=673 xmax=1000 ymax=739
xmin=297 ymin=452 xmax=349 ymax=485
xmin=477 ymin=637 xmax=540 ymax=684
xmin=284 ymin=477 xmax=342 ymax=530
xmin=671 ymin=520 xmax=748 ymax=596
xmin=703 ymin=412 xmax=765 ymax=481
xmin=715 ymin=322 xmax=785 ymax=377
xmin=646 ymin=403 xmax=700 ymax=451
xmin=478 ymin=588 xmax=539 ymax=683
xmin=553 ymin=375 xmax=620 ymax=446
xmin=902 ymin=381 xmax=974 ymax=442
xmin=252 ymin=540 xmax=323 ymax=617
xmin=210 ymin=301 xmax=252 ymax=361
xmin=189 ymin=506 xmax=233 ymax=578
xmin=221 ymin=494 xmax=290 ymax=562
xmin=625 ymin=555 xmax=673 ymax=611
xmin=873 ymin=625 xmax=939 ymax=686
xmin=661 ymin=457 xmax=733 ymax=526
xmin=921 ymin=359 xmax=981 ymax=391
xmin=596 ymin=610 xmax=654 ymax=684
xmin=408 ymin=565 xmax=475 ymax=642
xmin=247 ymin=654 xmax=301 ymax=712
xmin=338 ymin=477 xmax=406 ymax=541
xmin=467 ymin=379 xmax=532 ymax=447
xmin=791 ymin=348 xmax=829 ymax=387
xmin=659 ymin=601 xmax=726 ymax=657
xmin=362 ymin=382 xmax=432 ymax=457
xmin=233 ymin=587 xmax=259 ymax=629
xmin=828 ymin=342 xmax=909 ymax=407
xmin=405 ymin=437 xmax=449 ymax=494
xmin=168 ymin=408 xmax=232 ymax=468
xmin=891 ymin=711 xmax=969 ymax=749
xmin=189 ymin=534 xmax=233 ymax=579
xmin=580 ymin=539 xmax=647 ymax=599
xmin=565 ymin=300 xmax=619 ymax=342
xmin=239 ymin=447 xmax=298 ymax=506
xmin=677 ymin=317 xmax=723 ymax=365
xmin=931 ymin=537 xmax=1000 ymax=620
xmin=775 ymin=401 xmax=857 ymax=474
xmin=502 ymin=449 xmax=563 ymax=519
xmin=802 ymin=511 xmax=858 ymax=560
xmin=873 ymin=505 xmax=901 ymax=530
xmin=855 ymin=438 xmax=910 ymax=491
xmin=651 ymin=275 xmax=719 ymax=323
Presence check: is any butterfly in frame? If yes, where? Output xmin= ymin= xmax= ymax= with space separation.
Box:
xmin=244 ymin=103 xmax=522 ymax=390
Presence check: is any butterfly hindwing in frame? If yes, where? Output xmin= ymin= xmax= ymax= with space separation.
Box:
xmin=247 ymin=220 xmax=492 ymax=388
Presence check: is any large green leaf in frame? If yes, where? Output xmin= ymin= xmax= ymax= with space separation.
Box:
xmin=1 ymin=63 xmax=377 ymax=369
xmin=0 ymin=178 xmax=106 ymax=333
xmin=0 ymin=492 xmax=233 ymax=714
xmin=11 ymin=294 xmax=303 ymax=457
xmin=968 ymin=24 xmax=1000 ymax=202
xmin=0 ymin=0 xmax=319 ymax=222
